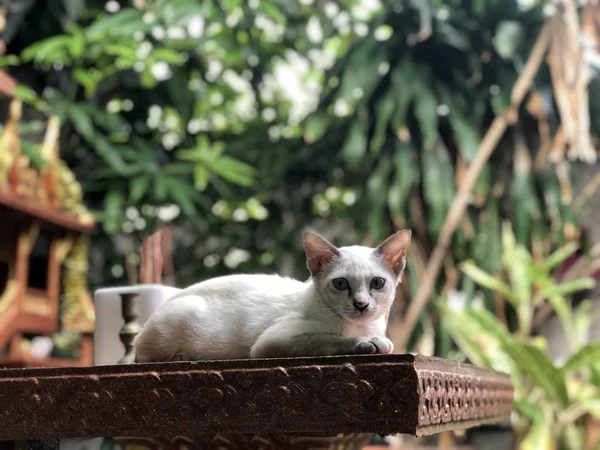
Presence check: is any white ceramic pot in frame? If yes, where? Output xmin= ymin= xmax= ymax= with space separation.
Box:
xmin=93 ymin=284 xmax=181 ymax=366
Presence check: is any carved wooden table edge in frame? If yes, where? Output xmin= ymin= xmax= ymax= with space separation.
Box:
xmin=0 ymin=354 xmax=513 ymax=443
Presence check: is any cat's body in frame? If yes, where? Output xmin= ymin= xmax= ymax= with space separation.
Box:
xmin=133 ymin=231 xmax=411 ymax=362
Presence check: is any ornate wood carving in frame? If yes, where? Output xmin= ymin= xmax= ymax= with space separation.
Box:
xmin=0 ymin=354 xmax=513 ymax=441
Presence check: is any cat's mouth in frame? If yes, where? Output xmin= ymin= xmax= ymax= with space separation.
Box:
xmin=344 ymin=307 xmax=378 ymax=321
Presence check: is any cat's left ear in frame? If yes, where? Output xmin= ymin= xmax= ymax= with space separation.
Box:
xmin=374 ymin=229 xmax=411 ymax=282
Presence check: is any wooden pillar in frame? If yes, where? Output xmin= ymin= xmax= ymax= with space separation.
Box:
xmin=46 ymin=238 xmax=61 ymax=320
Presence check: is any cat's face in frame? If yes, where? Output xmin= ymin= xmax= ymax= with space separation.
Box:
xmin=303 ymin=230 xmax=411 ymax=322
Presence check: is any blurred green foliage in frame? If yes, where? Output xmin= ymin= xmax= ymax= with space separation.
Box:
xmin=3 ymin=0 xmax=599 ymax=351
xmin=440 ymin=224 xmax=600 ymax=449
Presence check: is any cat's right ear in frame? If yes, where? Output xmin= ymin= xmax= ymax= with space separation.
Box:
xmin=303 ymin=231 xmax=339 ymax=276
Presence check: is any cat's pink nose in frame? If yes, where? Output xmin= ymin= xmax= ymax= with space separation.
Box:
xmin=353 ymin=300 xmax=369 ymax=312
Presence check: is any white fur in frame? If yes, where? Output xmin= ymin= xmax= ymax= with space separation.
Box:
xmin=133 ymin=232 xmax=410 ymax=362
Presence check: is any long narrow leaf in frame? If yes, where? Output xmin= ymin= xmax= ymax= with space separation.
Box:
xmin=461 ymin=260 xmax=518 ymax=306
xmin=541 ymin=278 xmax=596 ymax=299
xmin=561 ymin=344 xmax=600 ymax=374
xmin=437 ymin=304 xmax=493 ymax=368
xmin=581 ymin=398 xmax=600 ymax=419
xmin=520 ymin=409 xmax=553 ymax=450
xmin=540 ymin=241 xmax=580 ymax=271
xmin=468 ymin=308 xmax=569 ymax=407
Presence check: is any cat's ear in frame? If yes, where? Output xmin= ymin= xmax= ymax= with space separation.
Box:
xmin=303 ymin=231 xmax=340 ymax=276
xmin=374 ymin=229 xmax=411 ymax=282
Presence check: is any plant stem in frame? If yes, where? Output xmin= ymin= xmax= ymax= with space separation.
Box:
xmin=517 ymin=304 xmax=533 ymax=337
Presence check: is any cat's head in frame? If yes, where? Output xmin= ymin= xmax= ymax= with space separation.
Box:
xmin=303 ymin=230 xmax=411 ymax=322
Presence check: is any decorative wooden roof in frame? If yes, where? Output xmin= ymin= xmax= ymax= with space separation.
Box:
xmin=0 ymin=354 xmax=513 ymax=441
xmin=0 ymin=191 xmax=95 ymax=234
xmin=0 ymin=84 xmax=95 ymax=234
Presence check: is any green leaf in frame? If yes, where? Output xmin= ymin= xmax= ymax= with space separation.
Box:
xmin=259 ymin=2 xmax=286 ymax=24
xmin=129 ymin=175 xmax=150 ymax=203
xmin=582 ymin=398 xmax=600 ymax=418
xmin=514 ymin=400 xmax=541 ymax=421
xmin=13 ymin=84 xmax=49 ymax=113
xmin=337 ymin=38 xmax=384 ymax=104
xmin=342 ymin=120 xmax=367 ymax=168
xmin=63 ymin=0 xmax=85 ymax=22
xmin=370 ymin=94 xmax=395 ymax=153
xmin=467 ymin=308 xmax=569 ymax=407
xmin=153 ymin=175 xmax=169 ymax=201
xmin=501 ymin=221 xmax=517 ymax=262
xmin=0 ymin=54 xmax=20 ymax=68
xmin=408 ymin=0 xmax=433 ymax=40
xmin=501 ymin=225 xmax=533 ymax=306
xmin=493 ymin=21 xmax=524 ymax=60
xmin=21 ymin=35 xmax=72 ymax=63
xmin=390 ymin=59 xmax=414 ymax=131
xmin=140 ymin=69 xmax=159 ymax=88
xmin=211 ymin=156 xmax=256 ymax=187
xmin=366 ymin=157 xmax=392 ymax=240
xmin=103 ymin=189 xmax=124 ymax=233
xmin=563 ymin=424 xmax=585 ymax=450
xmin=194 ymin=165 xmax=209 ymax=191
xmin=387 ymin=142 xmax=417 ymax=225
xmin=538 ymin=278 xmax=596 ymax=300
xmin=520 ymin=409 xmax=553 ymax=450
xmin=561 ymin=344 xmax=600 ymax=374
xmin=167 ymin=178 xmax=197 ymax=217
xmin=413 ymin=78 xmax=438 ymax=150
xmin=65 ymin=24 xmax=86 ymax=58
xmin=73 ymin=69 xmax=102 ymax=98
xmin=546 ymin=294 xmax=574 ymax=335
xmin=86 ymin=9 xmax=144 ymax=40
xmin=421 ymin=143 xmax=454 ymax=237
xmin=93 ymin=139 xmax=131 ymax=175
xmin=517 ymin=343 xmax=569 ymax=407
xmin=105 ymin=43 xmax=136 ymax=60
xmin=149 ymin=48 xmax=185 ymax=65
xmin=20 ymin=140 xmax=49 ymax=168
xmin=540 ymin=242 xmax=580 ymax=271
xmin=436 ymin=22 xmax=469 ymax=50
xmin=438 ymin=303 xmax=494 ymax=369
xmin=164 ymin=163 xmax=192 ymax=175
xmin=68 ymin=107 xmax=95 ymax=139
xmin=304 ymin=112 xmax=329 ymax=144
xmin=461 ymin=260 xmax=518 ymax=306
xmin=449 ymin=113 xmax=480 ymax=162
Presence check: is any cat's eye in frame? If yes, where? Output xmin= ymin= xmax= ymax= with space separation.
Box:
xmin=370 ymin=277 xmax=385 ymax=290
xmin=332 ymin=277 xmax=349 ymax=291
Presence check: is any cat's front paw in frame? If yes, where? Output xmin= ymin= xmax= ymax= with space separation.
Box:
xmin=352 ymin=337 xmax=394 ymax=355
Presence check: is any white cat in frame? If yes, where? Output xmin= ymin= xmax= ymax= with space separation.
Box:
xmin=133 ymin=229 xmax=411 ymax=362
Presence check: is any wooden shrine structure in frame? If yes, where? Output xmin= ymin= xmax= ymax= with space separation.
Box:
xmin=0 ymin=71 xmax=96 ymax=368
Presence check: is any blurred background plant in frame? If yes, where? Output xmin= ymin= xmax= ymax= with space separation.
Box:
xmin=2 ymin=0 xmax=600 ymax=389
xmin=440 ymin=223 xmax=600 ymax=449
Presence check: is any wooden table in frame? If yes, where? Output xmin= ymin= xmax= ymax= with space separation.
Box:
xmin=0 ymin=354 xmax=513 ymax=449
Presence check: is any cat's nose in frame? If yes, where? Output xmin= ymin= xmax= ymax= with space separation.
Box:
xmin=353 ymin=300 xmax=369 ymax=312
